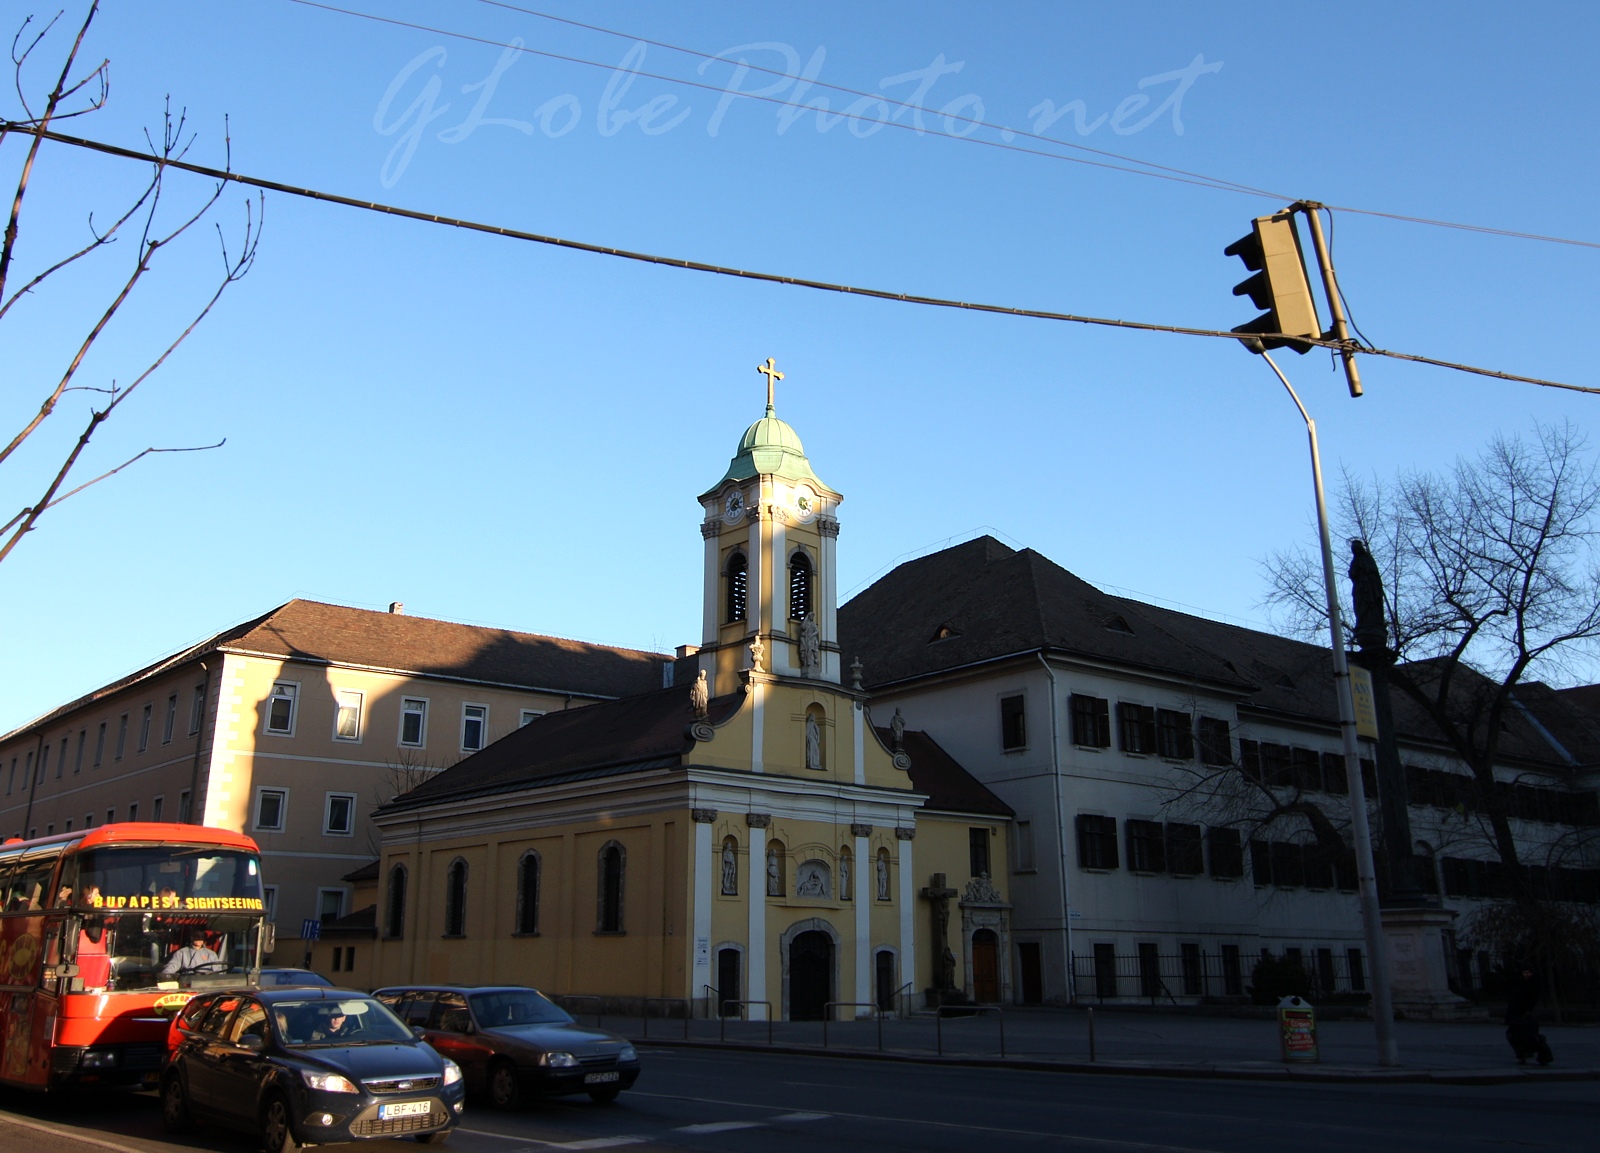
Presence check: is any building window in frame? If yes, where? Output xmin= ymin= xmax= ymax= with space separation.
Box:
xmin=400 ymin=698 xmax=428 ymax=747
xmin=127 ymin=802 xmax=138 ymax=822
xmin=1076 ymin=814 xmax=1119 ymax=870
xmin=1156 ymin=709 xmax=1194 ymax=760
xmin=443 ymin=858 xmax=468 ymax=937
xmin=384 ymin=865 xmax=406 ymax=938
xmin=788 ymin=551 xmax=813 ymax=620
xmin=4 ymin=759 xmax=12 ymax=795
xmin=1117 ymin=703 xmax=1156 ymax=755
xmin=1208 ymin=827 xmax=1245 ymax=878
xmin=461 ymin=704 xmax=487 ymax=752
xmin=999 ymin=695 xmax=1026 ymax=751
xmin=318 ymin=888 xmax=346 ymax=923
xmin=83 ymin=812 xmax=93 ymax=829
xmin=190 ymin=686 xmax=206 ymax=734
xmin=1198 ymin=717 xmax=1232 ymax=766
xmin=24 ymin=751 xmax=34 ymax=785
xmin=178 ymin=789 xmax=192 ymax=822
xmin=1166 ymin=823 xmax=1204 ymax=875
xmin=163 ymin=694 xmax=178 ymax=744
xmin=93 ymin=722 xmax=106 ymax=767
xmin=515 ymin=850 xmax=541 ymax=934
xmin=333 ymin=690 xmax=363 ymax=741
xmin=1070 ymin=694 xmax=1111 ymax=748
xmin=138 ymin=704 xmax=152 ymax=752
xmin=519 ymin=709 xmax=545 ymax=727
xmin=106 ymin=807 xmax=116 ymax=825
xmin=324 ymin=793 xmax=356 ymax=836
xmin=969 ymin=827 xmax=991 ymax=878
xmin=1126 ymin=819 xmax=1167 ymax=873
xmin=38 ymin=744 xmax=49 ymax=782
xmin=266 ymin=683 xmax=297 ymax=735
xmin=152 ymin=795 xmax=165 ymax=822
xmin=57 ymin=736 xmax=67 ymax=778
xmin=74 ymin=729 xmax=86 ymax=773
xmin=1014 ymin=820 xmax=1036 ymax=872
xmin=64 ymin=819 xmax=73 ymax=832
xmin=725 ymin=552 xmax=748 ymax=623
xmin=597 ymin=841 xmax=625 ymax=933
xmin=115 ymin=713 xmax=128 ymax=760
xmin=254 ymin=788 xmax=287 ymax=832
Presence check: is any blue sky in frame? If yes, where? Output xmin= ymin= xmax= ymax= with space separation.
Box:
xmin=1 ymin=1 xmax=1596 ymax=731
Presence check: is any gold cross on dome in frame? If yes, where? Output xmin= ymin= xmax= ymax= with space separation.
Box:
xmin=756 ymin=357 xmax=784 ymax=410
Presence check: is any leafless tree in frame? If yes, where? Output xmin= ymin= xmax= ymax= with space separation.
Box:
xmin=364 ymin=750 xmax=446 ymax=857
xmin=0 ymin=1 xmax=261 ymax=565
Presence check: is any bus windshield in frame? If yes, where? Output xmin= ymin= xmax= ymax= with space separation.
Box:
xmin=66 ymin=845 xmax=263 ymax=909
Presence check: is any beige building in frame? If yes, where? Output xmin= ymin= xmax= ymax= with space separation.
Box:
xmin=363 ymin=389 xmax=1014 ymax=1015
xmin=0 ymin=601 xmax=670 ymax=952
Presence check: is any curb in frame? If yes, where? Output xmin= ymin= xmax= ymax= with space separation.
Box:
xmin=629 ymin=1036 xmax=1600 ymax=1085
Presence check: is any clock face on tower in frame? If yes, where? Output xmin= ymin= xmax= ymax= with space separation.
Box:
xmin=793 ymin=484 xmax=818 ymax=521
xmin=723 ymin=490 xmax=745 ymax=521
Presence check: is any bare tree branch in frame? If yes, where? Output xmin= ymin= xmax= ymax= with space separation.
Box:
xmin=0 ymin=438 xmax=225 ymax=537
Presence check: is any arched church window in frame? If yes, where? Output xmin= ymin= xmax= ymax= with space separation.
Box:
xmin=766 ymin=840 xmax=786 ymax=897
xmin=598 ymin=841 xmax=626 ymax=932
xmin=720 ymin=836 xmax=738 ymax=896
xmin=788 ymin=551 xmax=813 ymax=620
xmin=384 ymin=863 xmax=407 ymax=939
xmin=515 ymin=850 xmax=541 ymax=935
xmin=726 ymin=552 xmax=748 ymax=624
xmin=444 ymin=857 xmax=468 ymax=937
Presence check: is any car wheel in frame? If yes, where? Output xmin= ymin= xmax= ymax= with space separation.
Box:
xmin=588 ymin=1087 xmax=621 ymax=1105
xmin=161 ymin=1075 xmax=193 ymax=1133
xmin=260 ymin=1093 xmax=304 ymax=1153
xmin=487 ymin=1060 xmax=521 ymax=1110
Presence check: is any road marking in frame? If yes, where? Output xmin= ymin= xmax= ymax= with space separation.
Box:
xmin=675 ymin=1121 xmax=768 ymax=1134
xmin=771 ymin=1112 xmax=830 ymax=1122
xmin=0 ymin=1112 xmax=149 ymax=1153
xmin=458 ymin=1128 xmax=648 ymax=1149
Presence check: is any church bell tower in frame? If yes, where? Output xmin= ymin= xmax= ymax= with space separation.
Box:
xmin=698 ymin=359 xmax=843 ymax=697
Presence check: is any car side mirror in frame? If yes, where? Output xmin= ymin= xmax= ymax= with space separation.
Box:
xmin=237 ymin=1034 xmax=265 ymax=1052
xmin=412 ymin=1026 xmax=426 ymax=1040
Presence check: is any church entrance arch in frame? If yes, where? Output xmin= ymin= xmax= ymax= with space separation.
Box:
xmin=780 ymin=917 xmax=839 ymax=1021
xmin=971 ymin=929 xmax=1000 ymax=1003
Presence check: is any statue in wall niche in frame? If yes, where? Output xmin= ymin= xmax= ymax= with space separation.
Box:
xmin=690 ymin=669 xmax=709 ymax=717
xmin=766 ymin=846 xmax=782 ymax=896
xmin=799 ymin=613 xmax=820 ymax=672
xmin=721 ymin=841 xmax=737 ymax=896
xmin=876 ymin=854 xmax=890 ymax=901
xmin=805 ymin=713 xmax=822 ymax=770
xmin=890 ymin=708 xmax=906 ymax=752
xmin=840 ymin=854 xmax=852 ymax=900
xmin=796 ymin=860 xmax=829 ymax=898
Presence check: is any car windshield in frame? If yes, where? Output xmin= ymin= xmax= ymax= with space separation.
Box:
xmin=271 ymin=997 xmax=414 ymax=1047
xmin=468 ymin=989 xmax=573 ymax=1027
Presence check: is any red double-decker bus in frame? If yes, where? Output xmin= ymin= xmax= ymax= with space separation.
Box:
xmin=0 ymin=822 xmax=273 ymax=1092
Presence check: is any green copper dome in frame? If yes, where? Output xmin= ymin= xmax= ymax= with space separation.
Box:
xmin=707 ymin=404 xmax=833 ymax=492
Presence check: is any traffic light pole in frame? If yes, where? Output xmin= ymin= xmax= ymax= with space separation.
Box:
xmin=1260 ymin=351 xmax=1399 ymax=1067
xmin=1295 ymin=204 xmax=1364 ymax=399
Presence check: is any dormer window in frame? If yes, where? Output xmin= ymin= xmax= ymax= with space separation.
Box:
xmin=1104 ymin=614 xmax=1134 ymax=635
xmin=930 ymin=623 xmax=961 ymax=642
xmin=788 ymin=552 xmax=813 ymax=619
xmin=726 ymin=552 xmax=748 ymax=623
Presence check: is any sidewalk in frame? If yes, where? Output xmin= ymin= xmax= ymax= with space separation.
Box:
xmin=598 ymin=1005 xmax=1600 ymax=1084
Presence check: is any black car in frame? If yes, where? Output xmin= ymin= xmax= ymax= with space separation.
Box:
xmin=162 ymin=986 xmax=465 ymax=1150
xmin=373 ymin=985 xmax=639 ymax=1108
xmin=256 ymin=968 xmax=335 ymax=987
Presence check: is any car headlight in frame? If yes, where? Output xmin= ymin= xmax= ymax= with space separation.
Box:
xmin=301 ymin=1071 xmax=360 ymax=1093
xmin=538 ymin=1051 xmax=580 ymax=1069
xmin=617 ymin=1044 xmax=637 ymax=1063
xmin=441 ymin=1059 xmax=463 ymax=1086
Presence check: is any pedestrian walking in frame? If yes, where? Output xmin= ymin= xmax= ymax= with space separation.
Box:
xmin=1505 ymin=966 xmax=1553 ymax=1066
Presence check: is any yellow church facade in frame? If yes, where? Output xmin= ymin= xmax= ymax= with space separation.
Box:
xmin=367 ymin=367 xmax=1013 ymax=1018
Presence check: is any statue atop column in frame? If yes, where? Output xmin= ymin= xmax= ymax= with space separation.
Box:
xmin=1348 ymin=539 xmax=1389 ymax=655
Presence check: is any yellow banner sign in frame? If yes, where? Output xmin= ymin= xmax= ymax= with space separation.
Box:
xmin=1349 ymin=666 xmax=1380 ymax=741
xmin=92 ymin=895 xmax=264 ymax=911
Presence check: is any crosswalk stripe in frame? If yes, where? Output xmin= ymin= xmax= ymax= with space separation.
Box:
xmin=551 ymin=1138 xmax=651 ymax=1149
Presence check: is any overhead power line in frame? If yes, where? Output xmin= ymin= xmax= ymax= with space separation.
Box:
xmin=282 ymin=0 xmax=1600 ymax=251
xmin=6 ymin=122 xmax=1593 ymax=397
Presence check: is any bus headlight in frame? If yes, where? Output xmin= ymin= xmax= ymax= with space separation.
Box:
xmin=80 ymin=1049 xmax=119 ymax=1069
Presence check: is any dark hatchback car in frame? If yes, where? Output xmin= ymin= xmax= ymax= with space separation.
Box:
xmin=374 ymin=985 xmax=639 ymax=1108
xmin=162 ymin=986 xmax=465 ymax=1150
xmin=257 ymin=968 xmax=335 ymax=987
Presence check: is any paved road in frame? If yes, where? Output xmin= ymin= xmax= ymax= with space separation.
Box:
xmin=3 ymin=1046 xmax=1596 ymax=1153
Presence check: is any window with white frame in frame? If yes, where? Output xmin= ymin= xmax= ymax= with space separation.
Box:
xmin=519 ymin=709 xmax=545 ymax=727
xmin=163 ymin=694 xmax=178 ymax=744
xmin=127 ymin=802 xmax=138 ymax=822
xmin=318 ymin=888 xmax=346 ymax=922
xmin=138 ymin=705 xmax=152 ymax=752
xmin=152 ymin=795 xmax=165 ymax=821
xmin=266 ymin=683 xmax=298 ymax=735
xmin=178 ymin=790 xmax=191 ymax=822
xmin=114 ymin=713 xmax=128 ymax=759
xmin=324 ymin=792 xmax=356 ymax=836
xmin=93 ymin=722 xmax=106 ymax=767
xmin=106 ymin=807 xmax=116 ymax=826
xmin=263 ymin=885 xmax=279 ymax=922
xmin=333 ymin=689 xmax=363 ymax=741
xmin=254 ymin=788 xmax=287 ymax=832
xmin=461 ymin=704 xmax=487 ymax=752
xmin=399 ymin=698 xmax=428 ymax=747
xmin=190 ymin=685 xmax=206 ymax=734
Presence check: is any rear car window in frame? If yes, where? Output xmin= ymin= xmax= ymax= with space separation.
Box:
xmin=432 ymin=992 xmax=472 ymax=1033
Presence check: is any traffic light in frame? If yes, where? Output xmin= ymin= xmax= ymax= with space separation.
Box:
xmin=1224 ymin=211 xmax=1320 ymax=354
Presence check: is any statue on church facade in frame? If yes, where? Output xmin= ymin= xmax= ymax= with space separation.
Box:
xmin=1348 ymin=538 xmax=1389 ymax=654
xmin=690 ymin=669 xmax=709 ymax=717
xmin=839 ymin=852 xmax=852 ymax=900
xmin=795 ymin=860 xmax=829 ymax=898
xmin=890 ymin=708 xmax=906 ymax=751
xmin=805 ymin=713 xmax=822 ymax=770
xmin=799 ymin=613 xmax=820 ymax=673
xmin=721 ymin=839 xmax=737 ymax=895
xmin=766 ymin=845 xmax=782 ymax=896
xmin=748 ymin=634 xmax=765 ymax=673
xmin=876 ymin=852 xmax=890 ymax=901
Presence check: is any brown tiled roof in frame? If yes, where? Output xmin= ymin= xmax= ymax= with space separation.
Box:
xmin=876 ymin=727 xmax=1013 ymax=817
xmin=5 ymin=600 xmax=670 ymax=740
xmin=342 ymin=860 xmax=380 ymax=883
xmin=320 ymin=904 xmax=377 ymax=938
xmin=382 ymin=683 xmax=745 ymax=810
xmin=841 ymin=536 xmax=1575 ymax=771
